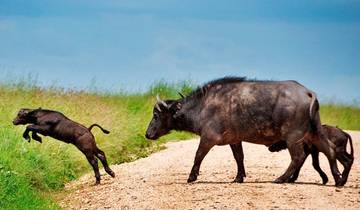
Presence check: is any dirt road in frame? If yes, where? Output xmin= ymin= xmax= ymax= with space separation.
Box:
xmin=59 ymin=131 xmax=360 ymax=210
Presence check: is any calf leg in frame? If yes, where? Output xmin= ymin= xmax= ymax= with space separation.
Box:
xmin=230 ymin=143 xmax=246 ymax=183
xmin=24 ymin=125 xmax=50 ymax=136
xmin=313 ymin=138 xmax=343 ymax=186
xmin=310 ymin=148 xmax=328 ymax=185
xmin=95 ymin=148 xmax=115 ymax=178
xmin=75 ymin=135 xmax=102 ymax=185
xmin=22 ymin=130 xmax=31 ymax=142
xmin=31 ymin=132 xmax=42 ymax=143
xmin=187 ymin=138 xmax=215 ymax=183
xmin=86 ymin=155 xmax=101 ymax=185
xmin=337 ymin=153 xmax=353 ymax=185
xmin=23 ymin=125 xmax=50 ymax=143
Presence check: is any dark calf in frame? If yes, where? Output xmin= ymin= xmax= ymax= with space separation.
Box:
xmin=269 ymin=125 xmax=354 ymax=185
xmin=13 ymin=108 xmax=115 ymax=185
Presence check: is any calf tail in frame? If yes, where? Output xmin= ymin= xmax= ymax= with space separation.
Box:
xmin=88 ymin=124 xmax=110 ymax=134
xmin=345 ymin=132 xmax=354 ymax=157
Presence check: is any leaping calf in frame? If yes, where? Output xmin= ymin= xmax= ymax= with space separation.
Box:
xmin=13 ymin=108 xmax=115 ymax=185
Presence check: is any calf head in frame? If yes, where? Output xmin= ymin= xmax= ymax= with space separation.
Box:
xmin=13 ymin=108 xmax=36 ymax=125
xmin=145 ymin=95 xmax=181 ymax=140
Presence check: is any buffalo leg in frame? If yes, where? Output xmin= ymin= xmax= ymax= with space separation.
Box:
xmin=95 ymin=148 xmax=115 ymax=178
xmin=288 ymin=145 xmax=311 ymax=183
xmin=187 ymin=138 xmax=214 ymax=183
xmin=288 ymin=167 xmax=301 ymax=183
xmin=288 ymin=156 xmax=307 ymax=183
xmin=310 ymin=148 xmax=328 ymax=185
xmin=274 ymin=135 xmax=307 ymax=183
xmin=230 ymin=143 xmax=246 ymax=183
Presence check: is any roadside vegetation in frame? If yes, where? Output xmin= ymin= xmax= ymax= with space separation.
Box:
xmin=0 ymin=80 xmax=359 ymax=209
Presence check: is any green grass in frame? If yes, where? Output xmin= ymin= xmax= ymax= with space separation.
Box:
xmin=0 ymin=127 xmax=61 ymax=210
xmin=320 ymin=103 xmax=360 ymax=130
xmin=0 ymin=80 xmax=195 ymax=210
xmin=0 ymin=80 xmax=359 ymax=209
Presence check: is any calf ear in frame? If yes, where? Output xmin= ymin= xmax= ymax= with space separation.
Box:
xmin=27 ymin=109 xmax=38 ymax=116
xmin=19 ymin=108 xmax=31 ymax=115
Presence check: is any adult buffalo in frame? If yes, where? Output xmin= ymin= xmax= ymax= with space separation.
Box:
xmin=145 ymin=77 xmax=344 ymax=186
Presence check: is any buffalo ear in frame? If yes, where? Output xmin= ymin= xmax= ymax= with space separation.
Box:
xmin=169 ymin=101 xmax=181 ymax=112
xmin=170 ymin=102 xmax=182 ymax=118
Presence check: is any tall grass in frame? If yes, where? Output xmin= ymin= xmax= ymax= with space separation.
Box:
xmin=320 ymin=103 xmax=360 ymax=130
xmin=0 ymin=80 xmax=359 ymax=209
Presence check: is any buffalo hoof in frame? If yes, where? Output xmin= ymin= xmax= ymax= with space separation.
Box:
xmin=187 ymin=174 xmax=197 ymax=183
xmin=288 ymin=178 xmax=296 ymax=183
xmin=288 ymin=175 xmax=298 ymax=183
xmin=233 ymin=176 xmax=244 ymax=183
xmin=95 ymin=180 xmax=101 ymax=185
xmin=273 ymin=177 xmax=286 ymax=184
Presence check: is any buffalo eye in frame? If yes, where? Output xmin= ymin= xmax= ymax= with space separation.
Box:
xmin=153 ymin=114 xmax=159 ymax=120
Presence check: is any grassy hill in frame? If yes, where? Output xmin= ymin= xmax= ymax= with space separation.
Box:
xmin=0 ymin=81 xmax=359 ymax=209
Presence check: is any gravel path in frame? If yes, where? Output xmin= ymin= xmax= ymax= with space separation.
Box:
xmin=59 ymin=131 xmax=360 ymax=210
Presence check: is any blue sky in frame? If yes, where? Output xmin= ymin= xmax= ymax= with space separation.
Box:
xmin=0 ymin=0 xmax=359 ymax=103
